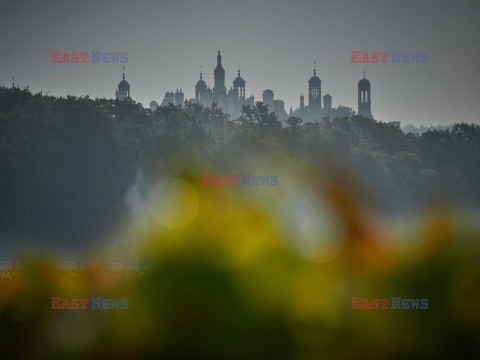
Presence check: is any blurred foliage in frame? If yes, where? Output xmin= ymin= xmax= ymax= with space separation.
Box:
xmin=0 ymin=181 xmax=479 ymax=359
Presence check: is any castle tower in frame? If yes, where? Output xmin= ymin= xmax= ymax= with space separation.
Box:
xmin=300 ymin=94 xmax=305 ymax=109
xmin=213 ymin=50 xmax=226 ymax=95
xmin=323 ymin=94 xmax=332 ymax=110
xmin=358 ymin=71 xmax=373 ymax=119
xmin=308 ymin=61 xmax=322 ymax=110
xmin=195 ymin=65 xmax=208 ymax=103
xmin=161 ymin=91 xmax=175 ymax=106
xmin=262 ymin=89 xmax=274 ymax=111
xmin=115 ymin=66 xmax=130 ymax=100
xmin=174 ymin=88 xmax=184 ymax=106
xmin=233 ymin=65 xmax=246 ymax=101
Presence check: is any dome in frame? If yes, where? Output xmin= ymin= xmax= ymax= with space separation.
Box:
xmin=233 ymin=70 xmax=245 ymax=87
xmin=358 ymin=78 xmax=370 ymax=88
xmin=196 ymin=78 xmax=207 ymax=91
xmin=233 ymin=76 xmax=245 ymax=87
xmin=118 ymin=79 xmax=130 ymax=91
xmin=309 ymin=64 xmax=321 ymax=86
xmin=309 ymin=75 xmax=321 ymax=86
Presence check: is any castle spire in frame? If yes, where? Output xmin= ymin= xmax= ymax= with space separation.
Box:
xmin=308 ymin=61 xmax=322 ymax=109
xmin=214 ymin=49 xmax=226 ymax=95
xmin=200 ymin=64 xmax=203 ymax=80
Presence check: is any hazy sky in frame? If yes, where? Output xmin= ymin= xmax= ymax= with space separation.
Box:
xmin=1 ymin=0 xmax=479 ymax=125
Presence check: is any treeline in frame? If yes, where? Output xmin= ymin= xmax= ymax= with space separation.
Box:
xmin=402 ymin=123 xmax=454 ymax=135
xmin=1 ymin=86 xmax=479 ymax=248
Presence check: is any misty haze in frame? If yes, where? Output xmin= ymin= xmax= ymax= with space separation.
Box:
xmin=1 ymin=1 xmax=480 ymax=359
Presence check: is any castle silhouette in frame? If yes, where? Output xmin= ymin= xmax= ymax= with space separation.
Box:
xmin=115 ymin=51 xmax=376 ymax=123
